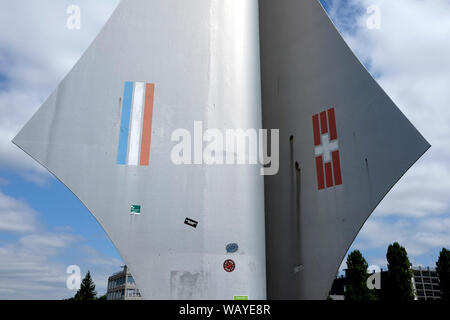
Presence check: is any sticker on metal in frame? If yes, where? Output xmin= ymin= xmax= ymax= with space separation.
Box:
xmin=226 ymin=243 xmax=239 ymax=253
xmin=223 ymin=259 xmax=236 ymax=273
xmin=184 ymin=218 xmax=198 ymax=228
xmin=130 ymin=205 xmax=141 ymax=215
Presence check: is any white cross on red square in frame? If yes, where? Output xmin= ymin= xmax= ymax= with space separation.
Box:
xmin=312 ymin=108 xmax=343 ymax=190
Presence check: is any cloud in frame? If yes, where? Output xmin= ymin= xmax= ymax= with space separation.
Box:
xmin=0 ymin=246 xmax=69 ymax=298
xmin=80 ymin=245 xmax=122 ymax=267
xmin=376 ymin=159 xmax=450 ymax=217
xmin=76 ymin=245 xmax=123 ymax=295
xmin=0 ymin=190 xmax=121 ymax=299
xmin=330 ymin=0 xmax=450 ymax=162
xmin=0 ymin=0 xmax=119 ymax=184
xmin=355 ymin=217 xmax=450 ymax=257
xmin=326 ymin=0 xmax=450 ymax=266
xmin=0 ymin=232 xmax=78 ymax=299
xmin=19 ymin=233 xmax=81 ymax=256
xmin=0 ymin=190 xmax=38 ymax=233
xmin=0 ymin=1 xmax=125 ymax=299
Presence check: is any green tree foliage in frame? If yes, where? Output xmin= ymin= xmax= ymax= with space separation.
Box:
xmin=344 ymin=250 xmax=376 ymax=300
xmin=73 ymin=271 xmax=97 ymax=301
xmin=436 ymin=248 xmax=450 ymax=301
xmin=385 ymin=242 xmax=414 ymax=301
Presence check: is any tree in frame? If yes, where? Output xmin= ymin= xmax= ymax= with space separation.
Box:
xmin=73 ymin=271 xmax=97 ymax=301
xmin=436 ymin=248 xmax=450 ymax=301
xmin=344 ymin=250 xmax=376 ymax=300
xmin=385 ymin=242 xmax=414 ymax=301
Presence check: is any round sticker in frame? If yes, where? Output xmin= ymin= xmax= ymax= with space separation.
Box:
xmin=223 ymin=259 xmax=236 ymax=272
xmin=226 ymin=243 xmax=239 ymax=253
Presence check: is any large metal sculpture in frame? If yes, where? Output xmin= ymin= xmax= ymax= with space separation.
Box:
xmin=13 ymin=0 xmax=429 ymax=299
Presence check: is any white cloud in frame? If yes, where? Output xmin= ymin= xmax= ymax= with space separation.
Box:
xmin=355 ymin=217 xmax=450 ymax=257
xmin=0 ymin=191 xmax=121 ymax=299
xmin=80 ymin=245 xmax=122 ymax=268
xmin=0 ymin=0 xmax=119 ymax=183
xmin=19 ymin=233 xmax=81 ymax=256
xmin=327 ymin=0 xmax=450 ymax=265
xmin=376 ymin=159 xmax=450 ymax=217
xmin=77 ymin=245 xmax=123 ymax=295
xmin=332 ymin=0 xmax=450 ymax=164
xmin=0 ymin=190 xmax=38 ymax=233
xmin=0 ymin=232 xmax=78 ymax=299
xmin=0 ymin=1 xmax=125 ymax=299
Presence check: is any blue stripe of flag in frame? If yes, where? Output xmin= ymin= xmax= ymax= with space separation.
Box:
xmin=117 ymin=81 xmax=134 ymax=165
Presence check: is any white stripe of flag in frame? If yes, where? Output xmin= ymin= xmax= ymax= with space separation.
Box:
xmin=128 ymin=82 xmax=145 ymax=165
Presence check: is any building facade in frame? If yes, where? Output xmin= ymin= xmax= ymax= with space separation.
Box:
xmin=412 ymin=266 xmax=441 ymax=301
xmin=107 ymin=265 xmax=142 ymax=300
xmin=330 ymin=266 xmax=443 ymax=301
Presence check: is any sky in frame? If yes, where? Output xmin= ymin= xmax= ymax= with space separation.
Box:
xmin=0 ymin=0 xmax=449 ymax=299
xmin=322 ymin=0 xmax=450 ymax=271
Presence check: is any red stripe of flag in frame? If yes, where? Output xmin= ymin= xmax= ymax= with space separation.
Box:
xmin=320 ymin=111 xmax=328 ymax=135
xmin=328 ymin=108 xmax=337 ymax=141
xmin=312 ymin=114 xmax=321 ymax=146
xmin=332 ymin=151 xmax=342 ymax=186
xmin=325 ymin=162 xmax=333 ymax=188
xmin=140 ymin=83 xmax=155 ymax=166
xmin=315 ymin=156 xmax=325 ymax=190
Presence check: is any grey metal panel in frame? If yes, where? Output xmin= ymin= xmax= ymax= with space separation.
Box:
xmin=13 ymin=0 xmax=266 ymax=299
xmin=13 ymin=0 xmax=430 ymax=301
xmin=259 ymin=0 xmax=430 ymax=299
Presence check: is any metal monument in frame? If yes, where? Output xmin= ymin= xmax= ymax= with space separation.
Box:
xmin=14 ymin=0 xmax=429 ymax=299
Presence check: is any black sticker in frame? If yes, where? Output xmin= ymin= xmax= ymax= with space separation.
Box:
xmin=184 ymin=218 xmax=198 ymax=228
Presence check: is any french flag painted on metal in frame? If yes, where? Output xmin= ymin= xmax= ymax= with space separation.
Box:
xmin=312 ymin=108 xmax=342 ymax=190
xmin=117 ymin=81 xmax=155 ymax=166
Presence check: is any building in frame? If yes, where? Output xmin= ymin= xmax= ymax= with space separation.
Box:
xmin=107 ymin=266 xmax=142 ymax=300
xmin=413 ymin=266 xmax=441 ymax=301
xmin=330 ymin=266 xmax=442 ymax=300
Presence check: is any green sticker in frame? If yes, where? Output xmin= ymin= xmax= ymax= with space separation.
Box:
xmin=131 ymin=205 xmax=141 ymax=214
xmin=234 ymin=296 xmax=249 ymax=300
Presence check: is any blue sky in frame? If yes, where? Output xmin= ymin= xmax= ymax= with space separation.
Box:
xmin=0 ymin=0 xmax=449 ymax=299
xmin=321 ymin=0 xmax=450 ymax=271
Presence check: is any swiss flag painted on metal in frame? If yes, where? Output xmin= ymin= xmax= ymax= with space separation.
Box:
xmin=312 ymin=108 xmax=343 ymax=190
